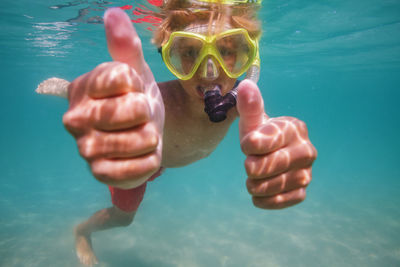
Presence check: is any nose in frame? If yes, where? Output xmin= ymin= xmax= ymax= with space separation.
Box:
xmin=199 ymin=56 xmax=219 ymax=81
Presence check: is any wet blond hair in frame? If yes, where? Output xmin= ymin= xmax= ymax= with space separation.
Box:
xmin=151 ymin=0 xmax=262 ymax=47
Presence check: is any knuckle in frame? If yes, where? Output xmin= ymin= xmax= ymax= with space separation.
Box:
xmin=130 ymin=93 xmax=151 ymax=120
xmin=147 ymin=132 xmax=159 ymax=150
xmin=131 ymin=128 xmax=159 ymax=153
xmin=62 ymin=111 xmax=73 ymax=127
xmin=96 ymin=62 xmax=113 ymax=69
xmin=277 ymin=116 xmax=294 ymax=123
xmin=246 ymin=179 xmax=255 ymax=195
xmin=142 ymin=122 xmax=159 ymax=144
xmin=91 ymin=161 xmax=108 ymax=181
xmin=92 ymin=94 xmax=149 ymax=128
xmin=294 ymin=118 xmax=306 ymax=128
xmin=95 ymin=61 xmax=127 ymax=75
xmin=244 ymin=156 xmax=255 ymax=177
xmin=252 ymin=187 xmax=308 ymax=210
xmin=112 ymin=62 xmax=132 ymax=76
xmin=311 ymin=144 xmax=318 ymax=160
xmin=68 ymin=73 xmax=87 ymax=94
xmin=297 ymin=120 xmax=309 ymax=139
xmin=77 ymin=136 xmax=95 ymax=159
xmin=90 ymin=159 xmax=119 ymax=182
xmin=287 ymin=118 xmax=299 ymax=130
xmin=280 ymin=117 xmax=306 ymax=132
xmin=302 ymin=176 xmax=311 ymax=187
xmin=91 ymin=63 xmax=112 ymax=80
xmin=298 ymin=140 xmax=317 ymax=163
xmin=252 ymin=197 xmax=263 ymax=209
xmin=63 ymin=110 xmax=84 ymax=134
xmin=91 ymin=62 xmax=142 ymax=97
xmin=240 ymin=140 xmax=247 ymax=154
xmin=248 ymin=132 xmax=260 ymax=147
xmin=269 ymin=118 xmax=283 ymax=129
xmin=298 ymin=188 xmax=307 ymax=201
xmin=306 ymin=145 xmax=316 ymax=160
xmin=240 ymin=133 xmax=259 ymax=154
xmin=299 ymin=169 xmax=312 ymax=187
xmin=244 ymin=155 xmax=269 ymax=179
xmin=94 ymin=153 xmax=160 ymax=183
xmin=252 ymin=197 xmax=275 ymax=209
xmin=147 ymin=152 xmax=162 ymax=171
xmin=118 ymin=66 xmax=142 ymax=91
xmin=304 ymin=142 xmax=317 ymax=162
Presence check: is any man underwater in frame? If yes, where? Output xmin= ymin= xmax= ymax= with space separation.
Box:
xmin=51 ymin=0 xmax=318 ymax=265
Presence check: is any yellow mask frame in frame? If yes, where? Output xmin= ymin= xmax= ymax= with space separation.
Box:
xmin=161 ymin=28 xmax=259 ymax=80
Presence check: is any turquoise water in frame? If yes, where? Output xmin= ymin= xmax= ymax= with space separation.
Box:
xmin=1 ymin=0 xmax=400 ymax=266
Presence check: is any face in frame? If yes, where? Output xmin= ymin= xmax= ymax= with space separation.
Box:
xmin=177 ymin=22 xmax=237 ymax=100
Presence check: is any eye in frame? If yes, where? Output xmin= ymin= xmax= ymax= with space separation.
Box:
xmin=220 ymin=47 xmax=235 ymax=58
xmin=182 ymin=47 xmax=199 ymax=59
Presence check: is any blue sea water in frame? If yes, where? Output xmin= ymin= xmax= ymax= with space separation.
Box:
xmin=1 ymin=0 xmax=400 ymax=266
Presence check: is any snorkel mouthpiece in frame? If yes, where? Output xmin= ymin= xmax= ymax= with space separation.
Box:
xmin=204 ymin=85 xmax=237 ymax=123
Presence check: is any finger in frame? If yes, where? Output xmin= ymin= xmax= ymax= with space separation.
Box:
xmin=104 ymin=8 xmax=146 ymax=73
xmin=63 ymin=89 xmax=149 ymax=135
xmin=87 ymin=62 xmax=144 ymax=99
xmin=236 ymin=80 xmax=269 ymax=140
xmin=90 ymin=92 xmax=150 ymax=131
xmin=67 ymin=74 xmax=87 ymax=105
xmin=63 ymin=104 xmax=90 ymax=137
xmin=77 ymin=123 xmax=159 ymax=160
xmin=240 ymin=119 xmax=294 ymax=155
xmin=252 ymin=188 xmax=307 ymax=209
xmin=245 ymin=142 xmax=317 ymax=179
xmin=246 ymin=168 xmax=311 ymax=197
xmin=91 ymin=152 xmax=161 ymax=189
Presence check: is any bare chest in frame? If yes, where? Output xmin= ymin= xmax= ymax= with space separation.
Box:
xmin=161 ymin=115 xmax=235 ymax=167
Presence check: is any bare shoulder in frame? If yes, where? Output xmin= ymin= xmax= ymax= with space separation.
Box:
xmin=157 ymin=80 xmax=189 ymax=111
xmin=157 ymin=80 xmax=182 ymax=100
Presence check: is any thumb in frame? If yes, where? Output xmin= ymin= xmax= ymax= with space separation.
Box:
xmin=236 ymin=79 xmax=269 ymax=139
xmin=104 ymin=8 xmax=146 ymax=73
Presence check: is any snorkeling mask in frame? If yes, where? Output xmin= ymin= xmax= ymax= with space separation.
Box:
xmin=161 ymin=28 xmax=259 ymax=81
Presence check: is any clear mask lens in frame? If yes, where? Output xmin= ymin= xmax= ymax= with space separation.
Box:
xmin=169 ymin=36 xmax=203 ymax=76
xmin=216 ymin=33 xmax=252 ymax=75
